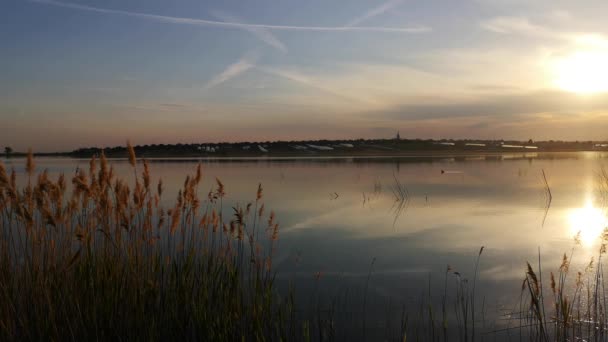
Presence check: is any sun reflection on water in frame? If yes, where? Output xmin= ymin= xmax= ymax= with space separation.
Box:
xmin=569 ymin=200 xmax=607 ymax=246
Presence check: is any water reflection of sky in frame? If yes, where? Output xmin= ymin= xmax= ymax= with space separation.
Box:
xmin=3 ymin=152 xmax=608 ymax=326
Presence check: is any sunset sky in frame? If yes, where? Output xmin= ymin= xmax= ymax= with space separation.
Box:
xmin=3 ymin=0 xmax=608 ymax=151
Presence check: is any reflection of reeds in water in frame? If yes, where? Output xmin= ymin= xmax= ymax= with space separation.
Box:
xmin=541 ymin=169 xmax=553 ymax=227
xmin=374 ymin=178 xmax=382 ymax=195
xmin=598 ymin=165 xmax=608 ymax=210
xmin=362 ymin=191 xmax=368 ymax=206
xmin=390 ymin=174 xmax=410 ymax=227
xmin=362 ymin=178 xmax=382 ymax=207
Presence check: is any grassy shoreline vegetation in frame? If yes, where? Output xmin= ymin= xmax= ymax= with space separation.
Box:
xmin=1 ymin=144 xmax=608 ymax=341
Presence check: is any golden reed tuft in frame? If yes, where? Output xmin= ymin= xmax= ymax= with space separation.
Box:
xmin=26 ymin=148 xmax=35 ymax=177
xmin=126 ymin=140 xmax=136 ymax=168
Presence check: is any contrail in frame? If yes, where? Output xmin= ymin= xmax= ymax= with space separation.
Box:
xmin=205 ymin=51 xmax=259 ymax=90
xmin=345 ymin=0 xmax=404 ymax=27
xmin=31 ymin=0 xmax=431 ymax=33
xmin=211 ymin=10 xmax=287 ymax=53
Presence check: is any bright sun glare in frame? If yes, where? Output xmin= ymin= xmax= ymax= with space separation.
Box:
xmin=569 ymin=200 xmax=607 ymax=246
xmin=553 ymin=50 xmax=608 ymax=94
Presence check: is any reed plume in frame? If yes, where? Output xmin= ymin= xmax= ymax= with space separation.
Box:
xmin=26 ymin=148 xmax=35 ymax=176
xmin=127 ymin=140 xmax=136 ymax=167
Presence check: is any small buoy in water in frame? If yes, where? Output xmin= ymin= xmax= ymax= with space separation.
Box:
xmin=441 ymin=170 xmax=464 ymax=174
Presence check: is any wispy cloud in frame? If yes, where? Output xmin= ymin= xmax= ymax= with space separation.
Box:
xmin=211 ymin=10 xmax=287 ymax=53
xmin=31 ymin=0 xmax=430 ymax=33
xmin=205 ymin=51 xmax=258 ymax=90
xmin=480 ymin=16 xmax=608 ymax=55
xmin=480 ymin=16 xmax=563 ymax=39
xmin=345 ymin=0 xmax=404 ymax=27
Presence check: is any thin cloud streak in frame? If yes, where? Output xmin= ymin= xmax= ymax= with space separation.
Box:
xmin=211 ymin=10 xmax=287 ymax=53
xmin=480 ymin=16 xmax=566 ymax=40
xmin=205 ymin=52 xmax=258 ymax=90
xmin=345 ymin=0 xmax=404 ymax=27
xmin=32 ymin=0 xmax=431 ymax=33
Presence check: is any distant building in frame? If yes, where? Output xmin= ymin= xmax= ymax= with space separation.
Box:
xmin=307 ymin=144 xmax=334 ymax=151
xmin=396 ymin=131 xmax=401 ymax=140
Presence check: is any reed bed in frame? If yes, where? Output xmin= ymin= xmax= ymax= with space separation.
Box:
xmin=517 ymin=234 xmax=608 ymax=342
xmin=0 ymin=147 xmax=295 ymax=341
xmin=512 ymin=167 xmax=608 ymax=341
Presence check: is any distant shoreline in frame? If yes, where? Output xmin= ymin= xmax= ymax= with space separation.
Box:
xmin=2 ymin=149 xmax=604 ymax=160
xmin=4 ymin=138 xmax=608 ymax=159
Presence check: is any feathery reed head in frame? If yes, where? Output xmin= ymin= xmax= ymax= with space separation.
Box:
xmin=257 ymin=183 xmax=263 ymax=201
xmin=195 ymin=163 xmax=202 ymax=184
xmin=89 ymin=155 xmax=96 ymax=177
xmin=574 ymin=231 xmax=582 ymax=246
xmin=526 ymin=262 xmax=540 ymax=294
xmin=26 ymin=148 xmax=35 ymax=176
xmin=142 ymin=159 xmax=150 ymax=190
xmin=215 ymin=178 xmax=225 ymax=197
xmin=271 ymin=223 xmax=279 ymax=241
xmin=126 ymin=140 xmax=136 ymax=168
xmin=560 ymin=253 xmax=569 ymax=272
xmin=0 ymin=162 xmax=8 ymax=187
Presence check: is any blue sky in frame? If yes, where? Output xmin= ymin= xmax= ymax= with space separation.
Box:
xmin=3 ymin=0 xmax=608 ymax=151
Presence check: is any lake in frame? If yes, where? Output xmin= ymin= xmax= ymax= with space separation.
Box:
xmin=3 ymin=152 xmax=608 ymax=337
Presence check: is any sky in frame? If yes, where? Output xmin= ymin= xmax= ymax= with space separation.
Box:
xmin=3 ymin=0 xmax=608 ymax=151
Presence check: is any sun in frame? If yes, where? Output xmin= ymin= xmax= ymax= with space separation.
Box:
xmin=569 ymin=200 xmax=607 ymax=246
xmin=552 ymin=50 xmax=608 ymax=94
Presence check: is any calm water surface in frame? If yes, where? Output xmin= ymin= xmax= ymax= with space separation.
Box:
xmin=4 ymin=152 xmax=608 ymax=333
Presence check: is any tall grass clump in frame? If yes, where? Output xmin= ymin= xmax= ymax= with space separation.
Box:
xmin=0 ymin=147 xmax=295 ymax=341
xmin=520 ymin=232 xmax=608 ymax=341
xmin=514 ymin=166 xmax=608 ymax=341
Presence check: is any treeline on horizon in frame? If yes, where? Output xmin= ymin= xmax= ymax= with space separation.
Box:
xmin=3 ymin=137 xmax=608 ymax=157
